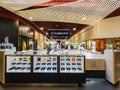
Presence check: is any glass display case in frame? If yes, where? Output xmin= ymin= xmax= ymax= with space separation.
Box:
xmin=33 ymin=55 xmax=57 ymax=73
xmin=60 ymin=55 xmax=84 ymax=73
xmin=4 ymin=54 xmax=85 ymax=84
xmin=6 ymin=55 xmax=84 ymax=73
xmin=6 ymin=55 xmax=31 ymax=73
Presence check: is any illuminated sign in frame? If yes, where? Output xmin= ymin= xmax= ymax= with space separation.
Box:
xmin=48 ymin=30 xmax=70 ymax=36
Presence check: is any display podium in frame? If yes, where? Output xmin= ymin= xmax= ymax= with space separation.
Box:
xmin=104 ymin=50 xmax=120 ymax=84
xmin=0 ymin=54 xmax=86 ymax=85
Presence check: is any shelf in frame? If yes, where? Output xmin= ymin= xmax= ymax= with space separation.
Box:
xmin=6 ymin=55 xmax=85 ymax=73
xmin=33 ymin=55 xmax=57 ymax=73
xmin=6 ymin=55 xmax=31 ymax=73
xmin=60 ymin=56 xmax=84 ymax=73
xmin=4 ymin=54 xmax=86 ymax=84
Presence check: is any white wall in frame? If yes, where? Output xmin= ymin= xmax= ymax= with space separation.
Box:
xmin=78 ymin=26 xmax=96 ymax=41
xmin=96 ymin=16 xmax=120 ymax=38
xmin=70 ymin=26 xmax=96 ymax=42
xmin=71 ymin=16 xmax=120 ymax=42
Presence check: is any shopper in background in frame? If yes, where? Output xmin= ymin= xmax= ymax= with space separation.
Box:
xmin=53 ymin=43 xmax=57 ymax=52
xmin=61 ymin=43 xmax=65 ymax=50
xmin=70 ymin=44 xmax=73 ymax=49
xmin=47 ymin=44 xmax=52 ymax=54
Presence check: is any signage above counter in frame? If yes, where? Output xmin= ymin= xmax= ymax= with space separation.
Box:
xmin=48 ymin=30 xmax=70 ymax=37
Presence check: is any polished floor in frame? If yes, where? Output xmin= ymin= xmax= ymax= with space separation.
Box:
xmin=0 ymin=79 xmax=120 ymax=90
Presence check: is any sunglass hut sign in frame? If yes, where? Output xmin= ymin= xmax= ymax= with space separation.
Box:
xmin=49 ymin=30 xmax=70 ymax=36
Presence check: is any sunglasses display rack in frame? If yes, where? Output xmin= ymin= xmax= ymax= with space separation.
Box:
xmin=4 ymin=55 xmax=85 ymax=84
xmin=6 ymin=55 xmax=31 ymax=73
xmin=60 ymin=56 xmax=84 ymax=73
xmin=33 ymin=56 xmax=57 ymax=73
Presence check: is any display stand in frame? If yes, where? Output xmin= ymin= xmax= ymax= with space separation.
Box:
xmin=0 ymin=54 xmax=86 ymax=85
xmin=85 ymin=59 xmax=105 ymax=78
xmin=104 ymin=50 xmax=120 ymax=84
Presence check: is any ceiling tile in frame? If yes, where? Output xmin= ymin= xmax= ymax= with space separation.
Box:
xmin=0 ymin=0 xmax=120 ymax=25
xmin=16 ymin=0 xmax=120 ymax=25
xmin=0 ymin=0 xmax=52 ymax=11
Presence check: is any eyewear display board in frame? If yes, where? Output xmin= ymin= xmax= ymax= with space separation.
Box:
xmin=6 ymin=55 xmax=31 ymax=73
xmin=33 ymin=55 xmax=57 ymax=73
xmin=5 ymin=55 xmax=85 ymax=84
xmin=60 ymin=56 xmax=84 ymax=73
xmin=6 ymin=55 xmax=84 ymax=73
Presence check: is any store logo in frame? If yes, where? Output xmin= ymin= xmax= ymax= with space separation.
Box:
xmin=48 ymin=30 xmax=70 ymax=36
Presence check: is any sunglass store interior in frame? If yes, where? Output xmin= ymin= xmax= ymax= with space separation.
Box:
xmin=0 ymin=1 xmax=120 ymax=89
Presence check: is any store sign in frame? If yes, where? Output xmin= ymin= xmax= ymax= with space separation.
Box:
xmin=48 ymin=30 xmax=70 ymax=36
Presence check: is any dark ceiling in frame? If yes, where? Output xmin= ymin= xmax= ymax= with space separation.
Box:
xmin=105 ymin=7 xmax=120 ymax=19
xmin=0 ymin=6 xmax=45 ymax=35
xmin=34 ymin=21 xmax=87 ymax=39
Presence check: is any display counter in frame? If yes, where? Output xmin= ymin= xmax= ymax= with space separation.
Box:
xmin=85 ymin=59 xmax=105 ymax=78
xmin=79 ymin=50 xmax=105 ymax=78
xmin=82 ymin=50 xmax=104 ymax=59
xmin=104 ymin=50 xmax=120 ymax=84
xmin=0 ymin=54 xmax=86 ymax=85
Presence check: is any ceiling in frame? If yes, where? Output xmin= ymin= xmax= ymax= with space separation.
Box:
xmin=0 ymin=0 xmax=120 ymax=39
xmin=34 ymin=21 xmax=87 ymax=39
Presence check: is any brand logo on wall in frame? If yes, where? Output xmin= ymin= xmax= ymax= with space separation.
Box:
xmin=48 ymin=30 xmax=70 ymax=36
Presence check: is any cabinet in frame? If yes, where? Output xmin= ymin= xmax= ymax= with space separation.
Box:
xmin=104 ymin=50 xmax=120 ymax=84
xmin=6 ymin=56 xmax=31 ymax=73
xmin=2 ymin=54 xmax=86 ymax=85
xmin=60 ymin=56 xmax=84 ymax=73
xmin=33 ymin=55 xmax=57 ymax=73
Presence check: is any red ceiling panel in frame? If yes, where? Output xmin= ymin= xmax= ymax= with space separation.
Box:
xmin=105 ymin=7 xmax=120 ymax=19
xmin=19 ymin=0 xmax=77 ymax=11
xmin=36 ymin=0 xmax=77 ymax=7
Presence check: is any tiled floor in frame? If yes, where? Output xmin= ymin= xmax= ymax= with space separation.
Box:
xmin=0 ymin=79 xmax=119 ymax=90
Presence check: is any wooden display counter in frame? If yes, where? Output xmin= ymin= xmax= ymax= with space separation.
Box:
xmin=86 ymin=59 xmax=105 ymax=70
xmin=85 ymin=59 xmax=105 ymax=78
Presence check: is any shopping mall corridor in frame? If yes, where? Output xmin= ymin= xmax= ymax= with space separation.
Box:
xmin=0 ymin=79 xmax=119 ymax=90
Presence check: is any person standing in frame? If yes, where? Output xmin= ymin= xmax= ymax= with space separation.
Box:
xmin=47 ymin=44 xmax=52 ymax=54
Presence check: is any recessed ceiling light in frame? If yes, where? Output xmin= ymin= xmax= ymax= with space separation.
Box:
xmin=96 ymin=19 xmax=101 ymax=22
xmin=73 ymin=28 xmax=76 ymax=31
xmin=82 ymin=17 xmax=86 ymax=20
xmin=29 ymin=17 xmax=33 ymax=20
xmin=40 ymin=27 xmax=44 ymax=30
